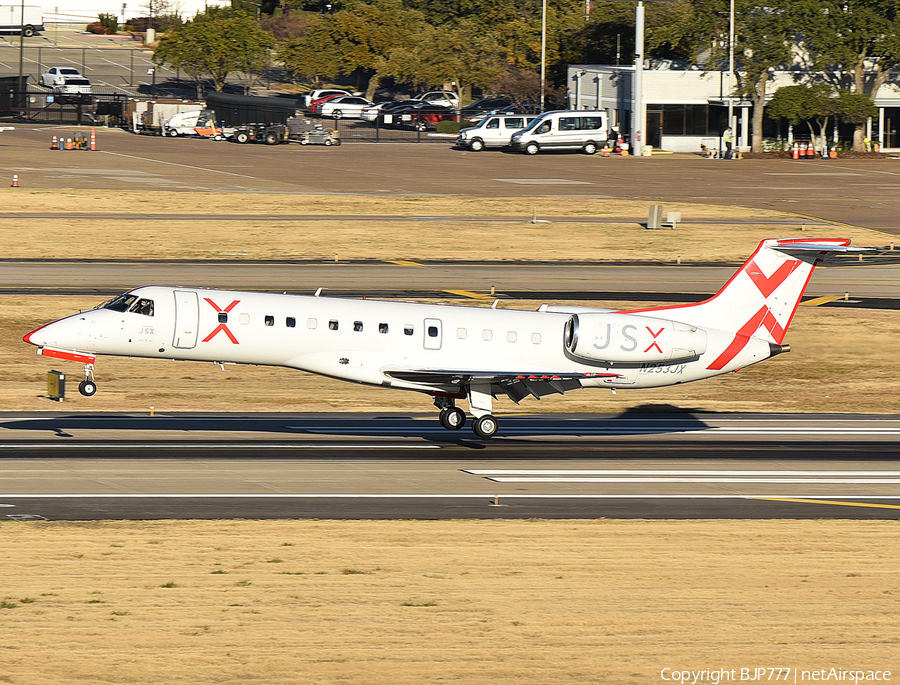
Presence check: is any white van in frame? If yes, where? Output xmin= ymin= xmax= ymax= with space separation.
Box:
xmin=509 ymin=110 xmax=609 ymax=155
xmin=0 ymin=4 xmax=43 ymax=36
xmin=456 ymin=113 xmax=539 ymax=151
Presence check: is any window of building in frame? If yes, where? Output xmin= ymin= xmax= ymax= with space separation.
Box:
xmin=531 ymin=333 xmax=542 ymax=344
xmin=482 ymin=329 xmax=492 ymax=341
xmin=329 ymin=320 xmax=339 ymax=331
xmin=404 ymin=325 xmax=414 ymax=336
xmin=264 ymin=315 xmax=274 ymax=326
xmin=379 ymin=323 xmax=389 ymax=334
xmin=354 ymin=321 xmax=363 ymax=332
xmin=307 ymin=318 xmax=317 ymax=329
xmin=507 ymin=331 xmax=517 ymax=343
xmin=457 ymin=328 xmax=467 ymax=339
xmin=286 ymin=317 xmax=296 ymax=328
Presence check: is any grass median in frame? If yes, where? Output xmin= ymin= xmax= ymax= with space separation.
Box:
xmin=0 ymin=519 xmax=897 ymax=684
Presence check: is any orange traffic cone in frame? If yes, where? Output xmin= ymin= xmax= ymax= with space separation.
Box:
xmin=90 ymin=128 xmax=97 ymax=151
xmin=829 ymin=147 xmax=838 ymax=159
xmin=11 ymin=174 xmax=19 ymax=187
xmin=64 ymin=138 xmax=73 ymax=150
xmin=799 ymin=142 xmax=806 ymax=158
xmin=792 ymin=142 xmax=799 ymax=160
xmin=602 ymin=146 xmax=610 ymax=157
xmin=50 ymin=135 xmax=58 ymax=150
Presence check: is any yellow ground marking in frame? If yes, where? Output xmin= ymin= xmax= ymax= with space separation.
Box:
xmin=800 ymin=295 xmax=841 ymax=306
xmin=443 ymin=289 xmax=493 ymax=300
xmin=752 ymin=497 xmax=900 ymax=511
xmin=388 ymin=260 xmax=423 ymax=267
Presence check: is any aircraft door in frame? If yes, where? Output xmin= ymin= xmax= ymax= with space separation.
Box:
xmin=423 ymin=318 xmax=442 ymax=350
xmin=172 ymin=290 xmax=199 ymax=349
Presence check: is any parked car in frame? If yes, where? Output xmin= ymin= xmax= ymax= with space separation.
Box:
xmin=460 ymin=97 xmax=513 ymax=119
xmin=456 ymin=113 xmax=539 ymax=151
xmin=318 ymin=95 xmax=375 ymax=119
xmin=308 ymin=93 xmax=346 ymax=115
xmin=360 ymin=100 xmax=420 ymax=122
xmin=509 ymin=110 xmax=609 ymax=155
xmin=301 ymin=89 xmax=351 ymax=110
xmin=414 ymin=90 xmax=460 ymax=108
xmin=41 ymin=66 xmax=91 ymax=93
xmin=383 ymin=103 xmax=457 ymax=131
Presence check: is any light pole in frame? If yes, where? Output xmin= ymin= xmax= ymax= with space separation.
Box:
xmin=631 ymin=1 xmax=644 ymax=156
xmin=17 ymin=0 xmax=25 ymax=103
xmin=540 ymin=0 xmax=547 ymax=112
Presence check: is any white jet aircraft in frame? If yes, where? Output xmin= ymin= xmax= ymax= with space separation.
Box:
xmin=23 ymin=238 xmax=866 ymax=438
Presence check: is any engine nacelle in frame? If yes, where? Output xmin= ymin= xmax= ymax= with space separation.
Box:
xmin=564 ymin=313 xmax=708 ymax=364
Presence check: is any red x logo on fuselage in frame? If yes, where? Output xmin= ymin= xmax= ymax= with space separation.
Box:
xmin=644 ymin=326 xmax=664 ymax=354
xmin=202 ymin=298 xmax=240 ymax=344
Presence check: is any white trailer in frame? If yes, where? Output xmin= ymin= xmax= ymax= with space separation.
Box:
xmin=0 ymin=5 xmax=44 ymax=36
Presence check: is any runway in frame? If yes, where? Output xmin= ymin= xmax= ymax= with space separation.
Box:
xmin=3 ymin=261 xmax=900 ymax=301
xmin=2 ymin=412 xmax=899 ymax=521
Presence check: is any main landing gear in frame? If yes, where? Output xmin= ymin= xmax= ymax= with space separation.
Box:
xmin=78 ymin=363 xmax=97 ymax=396
xmin=434 ymin=389 xmax=500 ymax=438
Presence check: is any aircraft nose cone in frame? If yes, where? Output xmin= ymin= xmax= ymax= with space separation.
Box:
xmin=23 ymin=321 xmax=53 ymax=346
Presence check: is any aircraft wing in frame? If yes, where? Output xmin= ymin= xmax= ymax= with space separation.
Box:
xmin=382 ymin=368 xmax=622 ymax=403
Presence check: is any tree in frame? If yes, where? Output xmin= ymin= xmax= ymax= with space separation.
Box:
xmin=277 ymin=0 xmax=426 ymax=96
xmin=790 ymin=0 xmax=900 ymax=150
xmin=385 ymin=20 xmax=503 ymax=108
xmin=767 ymin=83 xmax=837 ymax=149
xmin=154 ymin=8 xmax=274 ymax=96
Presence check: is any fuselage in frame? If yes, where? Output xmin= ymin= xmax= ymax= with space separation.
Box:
xmin=23 ymin=285 xmax=773 ymax=397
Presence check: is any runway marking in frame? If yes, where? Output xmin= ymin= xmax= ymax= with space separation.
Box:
xmin=752 ymin=497 xmax=900 ymax=510
xmin=493 ymin=178 xmax=592 ymax=185
xmin=800 ymin=295 xmax=841 ymax=306
xmin=443 ymin=289 xmax=492 ymax=299
xmin=483 ymin=477 xmax=900 ymax=484
xmin=2 ymin=494 xmax=900 ymax=500
xmin=98 ymin=151 xmax=258 ymax=179
xmin=464 ymin=469 xmax=900 ymax=476
xmin=389 ymin=260 xmax=423 ymax=266
xmin=0 ymin=443 xmax=441 ymax=449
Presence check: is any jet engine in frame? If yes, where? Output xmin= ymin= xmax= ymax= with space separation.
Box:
xmin=564 ymin=313 xmax=708 ymax=364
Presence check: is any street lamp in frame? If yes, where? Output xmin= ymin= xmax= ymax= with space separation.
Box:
xmin=540 ymin=0 xmax=547 ymax=112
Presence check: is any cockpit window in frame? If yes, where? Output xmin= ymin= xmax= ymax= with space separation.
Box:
xmin=99 ymin=293 xmax=138 ymax=312
xmin=129 ymin=298 xmax=154 ymax=316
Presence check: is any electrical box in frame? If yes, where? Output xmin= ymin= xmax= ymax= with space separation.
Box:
xmin=647 ymin=204 xmax=663 ymax=230
xmin=47 ymin=370 xmax=65 ymax=402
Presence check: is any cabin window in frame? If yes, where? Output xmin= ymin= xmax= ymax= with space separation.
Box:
xmin=354 ymin=321 xmax=363 ymax=332
xmin=329 ymin=320 xmax=339 ymax=331
xmin=531 ymin=333 xmax=542 ymax=344
xmin=286 ymin=317 xmax=296 ymax=328
xmin=404 ymin=325 xmax=414 ymax=336
xmin=379 ymin=323 xmax=389 ymax=334
xmin=307 ymin=318 xmax=317 ymax=329
xmin=427 ymin=326 xmax=439 ymax=338
xmin=507 ymin=331 xmax=517 ymax=343
xmin=482 ymin=329 xmax=492 ymax=341
xmin=264 ymin=315 xmax=274 ymax=327
xmin=217 ymin=312 xmax=227 ymax=323
xmin=457 ymin=328 xmax=466 ymax=339
xmin=129 ymin=298 xmax=154 ymax=317
xmin=240 ymin=313 xmax=250 ymax=325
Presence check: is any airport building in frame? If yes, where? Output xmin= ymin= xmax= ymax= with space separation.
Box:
xmin=566 ymin=63 xmax=900 ymax=152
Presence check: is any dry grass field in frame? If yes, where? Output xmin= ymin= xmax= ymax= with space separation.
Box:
xmin=1 ymin=519 xmax=897 ymax=685
xmin=0 ymin=189 xmax=889 ymax=262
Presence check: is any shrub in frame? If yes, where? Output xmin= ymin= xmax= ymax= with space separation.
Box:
xmin=86 ymin=22 xmax=109 ymax=34
xmin=99 ymin=13 xmax=118 ymax=33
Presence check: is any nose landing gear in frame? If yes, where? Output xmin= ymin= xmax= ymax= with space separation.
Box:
xmin=78 ymin=363 xmax=97 ymax=396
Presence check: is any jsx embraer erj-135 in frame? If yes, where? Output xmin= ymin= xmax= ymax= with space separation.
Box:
xmin=23 ymin=238 xmax=868 ymax=438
